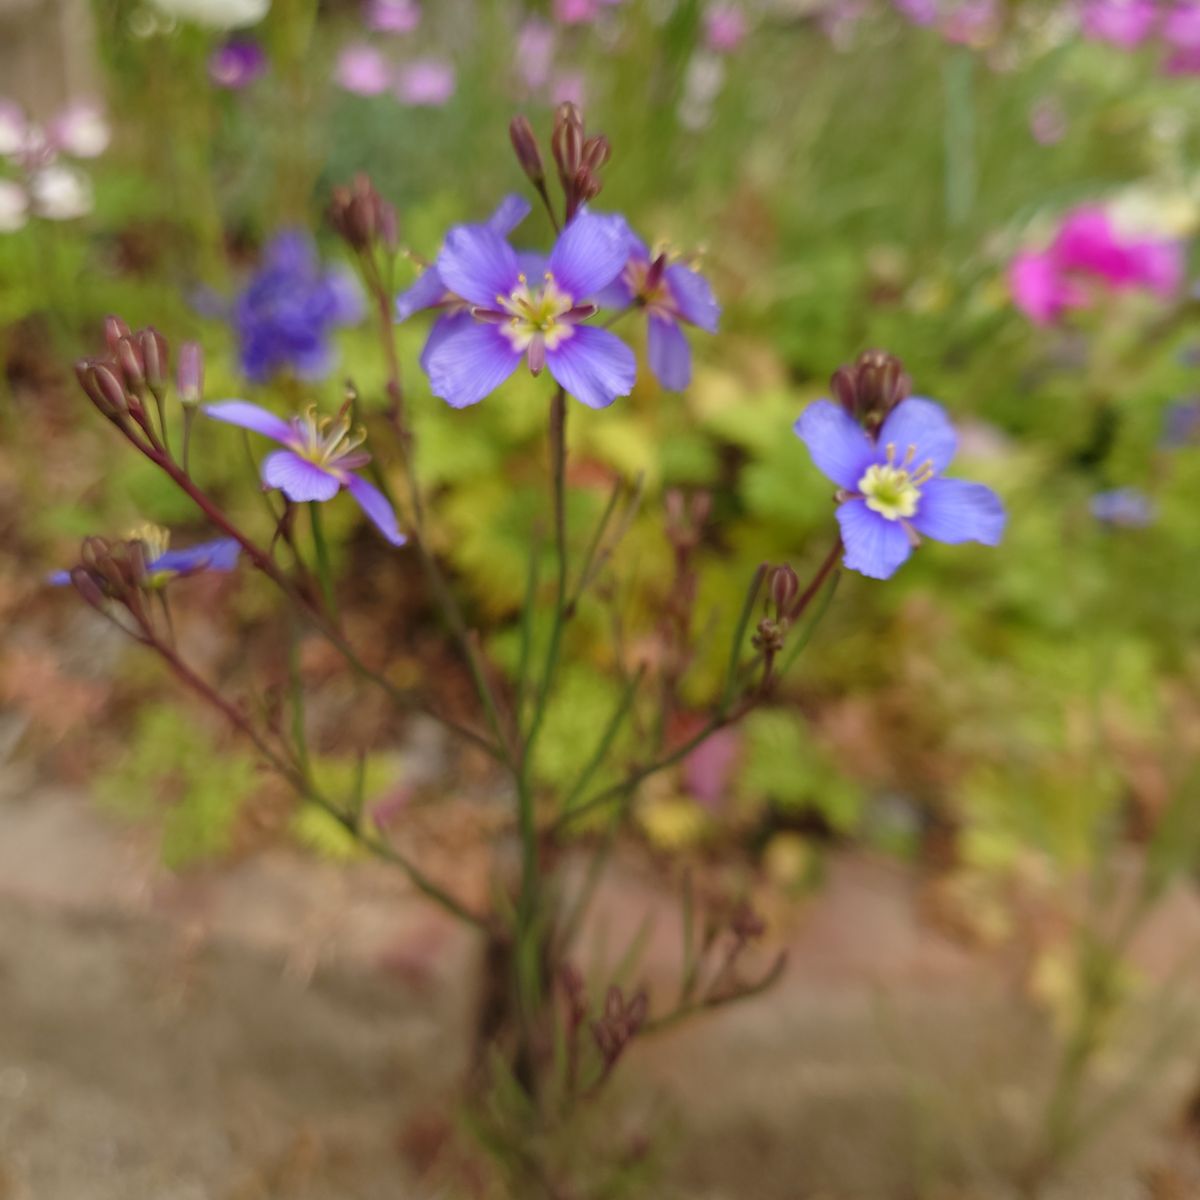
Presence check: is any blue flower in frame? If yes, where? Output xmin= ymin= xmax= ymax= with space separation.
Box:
xmin=1090 ymin=487 xmax=1155 ymax=527
xmin=232 ymin=231 xmax=363 ymax=383
xmin=794 ymin=396 xmax=1006 ymax=579
xmin=49 ymin=527 xmax=241 ymax=586
xmin=594 ymin=231 xmax=720 ymax=391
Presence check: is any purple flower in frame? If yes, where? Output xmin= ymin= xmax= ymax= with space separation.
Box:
xmin=49 ymin=529 xmax=241 ymax=586
xmin=364 ymin=0 xmax=420 ymax=33
xmin=232 ymin=231 xmax=363 ymax=383
xmin=395 ymin=58 xmax=455 ymax=106
xmin=209 ymin=38 xmax=267 ymax=88
xmin=553 ymin=0 xmax=623 ymax=24
xmin=1090 ymin=487 xmax=1155 ymax=527
xmin=418 ymin=210 xmax=636 ymax=410
xmin=704 ymin=3 xmax=748 ymax=52
xmin=893 ymin=0 xmax=938 ymax=25
xmin=1164 ymin=0 xmax=1200 ymax=45
xmin=516 ymin=18 xmax=556 ymax=90
xmin=1162 ymin=399 xmax=1200 ymax=447
xmin=596 ymin=233 xmax=720 ymax=391
xmin=335 ymin=42 xmax=392 ymax=95
xmin=794 ymin=397 xmax=1005 ymax=580
xmin=1080 ymin=0 xmax=1159 ymax=47
xmin=203 ymin=401 xmax=405 ymax=545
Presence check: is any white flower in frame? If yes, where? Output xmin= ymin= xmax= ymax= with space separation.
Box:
xmin=149 ymin=0 xmax=270 ymax=29
xmin=50 ymin=102 xmax=111 ymax=159
xmin=29 ymin=165 xmax=93 ymax=221
xmin=0 ymin=180 xmax=28 ymax=232
xmin=0 ymin=100 xmax=26 ymax=159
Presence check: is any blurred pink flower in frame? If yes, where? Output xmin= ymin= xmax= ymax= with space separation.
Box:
xmin=0 ymin=179 xmax=28 ymax=232
xmin=704 ymin=3 xmax=748 ymax=52
xmin=893 ymin=0 xmax=938 ymax=25
xmin=516 ymin=18 xmax=557 ymax=90
xmin=550 ymin=70 xmax=587 ymax=107
xmin=1163 ymin=0 xmax=1200 ymax=45
xmin=336 ymin=42 xmax=392 ymax=94
xmin=941 ymin=0 xmax=998 ymax=44
xmin=682 ymin=724 xmax=742 ymax=812
xmin=0 ymin=100 xmax=27 ymax=159
xmin=1164 ymin=42 xmax=1200 ymax=68
xmin=364 ymin=0 xmax=420 ymax=33
xmin=208 ymin=38 xmax=267 ymax=88
xmin=1009 ymin=250 xmax=1085 ymax=325
xmin=1030 ymin=97 xmax=1067 ymax=144
xmin=1080 ymin=0 xmax=1159 ymax=47
xmin=553 ymin=0 xmax=622 ymax=26
xmin=396 ymin=58 xmax=455 ymax=105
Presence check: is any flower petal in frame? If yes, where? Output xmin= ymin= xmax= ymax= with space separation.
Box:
xmin=911 ymin=478 xmax=1006 ymax=545
xmin=262 ymin=450 xmax=342 ymax=502
xmin=485 ymin=194 xmax=533 ymax=236
xmin=793 ymin=399 xmax=876 ymax=490
xmin=836 ymin=498 xmax=913 ymax=580
xmin=665 ymin=263 xmax=720 ymax=332
xmin=425 ymin=319 xmax=523 ymax=408
xmin=151 ymin=537 xmax=242 ymax=574
xmin=436 ymin=223 xmax=521 ymax=309
xmin=204 ymin=400 xmax=294 ymax=445
xmin=345 ymin=473 xmax=407 ymax=545
xmin=647 ymin=315 xmax=693 ymax=391
xmin=878 ymin=397 xmax=957 ymax=474
xmin=546 ymin=324 xmax=636 ymax=409
xmin=395 ymin=266 xmax=449 ymax=321
xmin=419 ymin=311 xmax=473 ymax=373
xmin=547 ymin=211 xmax=632 ymax=300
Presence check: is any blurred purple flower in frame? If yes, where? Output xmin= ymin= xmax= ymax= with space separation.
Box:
xmin=1161 ymin=399 xmax=1200 ymax=447
xmin=704 ymin=3 xmax=748 ymax=52
xmin=1164 ymin=0 xmax=1200 ymax=44
xmin=553 ymin=0 xmax=623 ymax=25
xmin=419 ymin=209 xmax=636 ymax=410
xmin=893 ymin=0 xmax=938 ymax=25
xmin=203 ymin=401 xmax=405 ymax=544
xmin=794 ymin=397 xmax=1005 ymax=579
xmin=550 ymin=70 xmax=587 ymax=108
xmin=941 ymin=0 xmax=997 ymax=44
xmin=516 ymin=19 xmax=556 ymax=90
xmin=49 ymin=532 xmax=241 ymax=586
xmin=595 ymin=231 xmax=720 ymax=391
xmin=209 ymin=38 xmax=267 ymax=88
xmin=1080 ymin=0 xmax=1159 ymax=46
xmin=336 ymin=42 xmax=392 ymax=95
xmin=396 ymin=58 xmax=455 ymax=106
xmin=364 ymin=0 xmax=420 ymax=33
xmin=1090 ymin=487 xmax=1155 ymax=526
xmin=683 ymin=724 xmax=742 ymax=812
xmin=232 ymin=230 xmax=363 ymax=382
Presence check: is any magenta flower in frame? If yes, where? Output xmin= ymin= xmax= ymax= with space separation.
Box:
xmin=1164 ymin=0 xmax=1200 ymax=44
xmin=596 ymin=232 xmax=720 ymax=391
xmin=209 ymin=38 xmax=267 ymax=88
xmin=420 ymin=210 xmax=636 ymax=410
xmin=335 ymin=43 xmax=392 ymax=95
xmin=550 ymin=71 xmax=587 ymax=108
xmin=794 ymin=397 xmax=1005 ymax=580
xmin=1009 ymin=205 xmax=1183 ymax=325
xmin=203 ymin=401 xmax=405 ymax=545
xmin=553 ymin=0 xmax=623 ymax=25
xmin=364 ymin=0 xmax=420 ymax=33
xmin=704 ymin=3 xmax=748 ymax=52
xmin=892 ymin=0 xmax=938 ymax=25
xmin=396 ymin=58 xmax=455 ymax=106
xmin=1080 ymin=0 xmax=1159 ymax=47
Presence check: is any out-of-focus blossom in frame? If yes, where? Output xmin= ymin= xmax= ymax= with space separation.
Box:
xmin=1164 ymin=0 xmax=1200 ymax=45
xmin=893 ymin=0 xmax=938 ymax=25
xmin=0 ymin=100 xmax=25 ymax=158
xmin=1090 ymin=487 xmax=1155 ymax=526
xmin=678 ymin=52 xmax=726 ymax=131
xmin=821 ymin=0 xmax=870 ymax=48
xmin=150 ymin=0 xmax=270 ymax=28
xmin=794 ymin=397 xmax=1006 ymax=579
xmin=1163 ymin=42 xmax=1200 ymax=69
xmin=209 ymin=38 xmax=267 ymax=88
xmin=553 ymin=0 xmax=623 ymax=25
xmin=1080 ymin=0 xmax=1159 ymax=47
xmin=682 ymin=723 xmax=742 ymax=811
xmin=516 ymin=19 xmax=556 ymax=90
xmin=941 ymin=0 xmax=998 ymax=44
xmin=335 ymin=43 xmax=392 ymax=95
xmin=704 ymin=3 xmax=748 ymax=52
xmin=1009 ymin=205 xmax=1184 ymax=325
xmin=203 ymin=401 xmax=405 ymax=544
xmin=1030 ymin=97 xmax=1067 ymax=145
xmin=49 ymin=528 xmax=241 ymax=587
xmin=596 ymin=229 xmax=720 ymax=391
xmin=396 ymin=58 xmax=456 ymax=106
xmin=364 ymin=0 xmax=420 ymax=33
xmin=420 ymin=209 xmax=636 ymax=410
xmin=29 ymin=165 xmax=93 ymax=221
xmin=231 ymin=231 xmax=363 ymax=382
xmin=1161 ymin=398 xmax=1200 ymax=446
xmin=48 ymin=102 xmax=110 ymax=158
xmin=550 ymin=70 xmax=587 ymax=108
xmin=0 ymin=180 xmax=28 ymax=232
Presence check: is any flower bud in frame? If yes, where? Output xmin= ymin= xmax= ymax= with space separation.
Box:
xmin=831 ymin=349 xmax=910 ymax=431
xmin=582 ymin=134 xmax=610 ymax=172
xmin=75 ymin=359 xmax=129 ymax=417
xmin=551 ymin=102 xmax=585 ymax=190
xmin=177 ymin=341 xmax=204 ymax=407
xmin=114 ymin=335 xmax=145 ymax=394
xmin=768 ymin=563 xmax=800 ymax=617
xmin=508 ymin=114 xmax=545 ymax=186
xmin=137 ymin=326 xmax=169 ymax=394
xmin=68 ymin=565 xmax=107 ymax=611
xmin=327 ymin=173 xmax=398 ymax=255
xmin=103 ymin=314 xmax=131 ymax=354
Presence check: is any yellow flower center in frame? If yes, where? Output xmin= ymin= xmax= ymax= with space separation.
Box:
xmin=290 ymin=404 xmax=368 ymax=470
xmin=497 ymin=272 xmax=576 ymax=351
xmin=858 ymin=443 xmax=935 ymax=521
xmin=125 ymin=522 xmax=171 ymax=562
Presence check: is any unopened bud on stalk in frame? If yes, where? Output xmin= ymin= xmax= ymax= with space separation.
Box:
xmin=768 ymin=563 xmax=799 ymax=617
xmin=114 ymin=336 xmax=146 ymax=395
xmin=68 ymin=565 xmax=107 ymax=611
xmin=103 ymin=314 xmax=131 ymax=354
xmin=177 ymin=341 xmax=204 ymax=407
xmin=551 ymin=102 xmax=585 ymax=190
xmin=327 ymin=173 xmax=398 ymax=255
xmin=137 ymin=326 xmax=169 ymax=394
xmin=75 ymin=359 xmax=129 ymax=417
xmin=830 ymin=349 xmax=910 ymax=432
xmin=509 ymin=114 xmax=545 ymax=186
xmin=582 ymin=134 xmax=610 ymax=173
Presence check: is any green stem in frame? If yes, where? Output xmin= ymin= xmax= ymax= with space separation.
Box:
xmin=309 ymin=501 xmax=338 ymax=620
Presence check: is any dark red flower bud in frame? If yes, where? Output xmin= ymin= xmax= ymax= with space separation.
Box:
xmin=114 ymin=336 xmax=145 ymax=394
xmin=75 ymin=359 xmax=129 ymax=417
xmin=137 ymin=326 xmax=169 ymax=394
xmin=831 ymin=349 xmax=910 ymax=431
xmin=509 ymin=114 xmax=545 ymax=186
xmin=68 ymin=565 xmax=107 ymax=611
xmin=769 ymin=563 xmax=800 ymax=617
xmin=103 ymin=315 xmax=131 ymax=354
xmin=551 ymin=102 xmax=585 ymax=190
xmin=327 ymin=173 xmax=398 ymax=255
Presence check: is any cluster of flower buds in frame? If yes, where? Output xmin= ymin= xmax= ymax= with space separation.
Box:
xmin=830 ymin=349 xmax=911 ymax=434
xmin=509 ymin=102 xmax=611 ymax=224
xmin=590 ymin=985 xmax=648 ymax=1073
xmin=63 ymin=535 xmax=156 ymax=631
xmin=753 ymin=563 xmax=800 ymax=659
xmin=327 ymin=173 xmax=398 ymax=258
